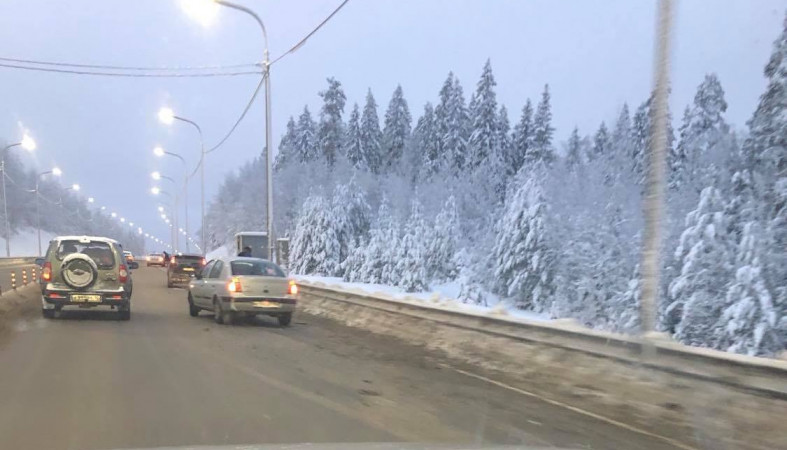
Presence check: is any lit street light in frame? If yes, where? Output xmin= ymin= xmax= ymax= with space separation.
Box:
xmin=187 ymin=0 xmax=274 ymax=260
xmin=2 ymin=133 xmax=36 ymax=256
xmin=88 ymin=197 xmax=94 ymax=203
xmin=31 ymin=166 xmax=61 ymax=255
xmin=157 ymin=107 xmax=204 ymax=254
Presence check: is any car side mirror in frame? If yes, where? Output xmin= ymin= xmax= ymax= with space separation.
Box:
xmin=194 ymin=273 xmax=202 ymax=280
xmin=34 ymin=257 xmax=45 ymax=267
xmin=128 ymin=261 xmax=139 ymax=270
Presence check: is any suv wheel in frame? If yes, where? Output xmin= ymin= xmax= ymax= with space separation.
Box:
xmin=42 ymin=309 xmax=55 ymax=319
xmin=188 ymin=294 xmax=200 ymax=317
xmin=277 ymin=313 xmax=292 ymax=327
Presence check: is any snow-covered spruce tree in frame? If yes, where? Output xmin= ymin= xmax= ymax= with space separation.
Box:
xmin=341 ymin=238 xmax=367 ymax=282
xmin=394 ymin=197 xmax=430 ymax=292
xmin=673 ymin=73 xmax=732 ymax=195
xmin=295 ymin=106 xmax=318 ymax=163
xmin=509 ymin=99 xmax=534 ymax=177
xmin=358 ymin=197 xmax=399 ymax=284
xmin=718 ymin=222 xmax=781 ymax=355
xmin=331 ymin=179 xmax=371 ymax=275
xmin=528 ymin=85 xmax=556 ymax=168
xmin=344 ymin=103 xmax=364 ymax=170
xmin=274 ymin=116 xmax=297 ymax=170
xmin=467 ymin=59 xmax=499 ymax=171
xmin=631 ymin=94 xmax=675 ymax=187
xmin=360 ymin=89 xmax=383 ymax=174
xmin=666 ymin=187 xmax=734 ymax=347
xmin=491 ymin=165 xmax=553 ymax=311
xmin=565 ymin=126 xmax=583 ymax=172
xmin=414 ymin=102 xmax=440 ymax=179
xmin=426 ymin=194 xmax=460 ymax=281
xmin=382 ymin=84 xmax=412 ymax=173
xmin=497 ymin=104 xmax=512 ymax=176
xmin=589 ymin=121 xmax=610 ymax=163
xmin=721 ymin=16 xmax=787 ymax=353
xmin=435 ymin=72 xmax=470 ymax=174
xmin=317 ymin=77 xmax=347 ymax=167
xmin=288 ymin=194 xmax=340 ymax=276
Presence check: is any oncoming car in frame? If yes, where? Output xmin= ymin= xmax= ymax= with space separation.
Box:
xmin=187 ymin=257 xmax=297 ymax=326
xmin=40 ymin=236 xmax=133 ymax=320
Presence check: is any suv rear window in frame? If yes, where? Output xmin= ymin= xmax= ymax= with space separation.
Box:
xmin=56 ymin=240 xmax=115 ymax=270
xmin=231 ymin=260 xmax=285 ymax=277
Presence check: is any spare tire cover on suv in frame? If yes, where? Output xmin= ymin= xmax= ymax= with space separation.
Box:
xmin=61 ymin=253 xmax=99 ymax=289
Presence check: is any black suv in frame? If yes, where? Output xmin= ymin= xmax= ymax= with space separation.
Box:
xmin=167 ymin=253 xmax=205 ymax=288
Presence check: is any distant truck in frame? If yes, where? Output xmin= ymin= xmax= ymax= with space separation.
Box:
xmin=233 ymin=232 xmax=289 ymax=268
xmin=234 ymin=232 xmax=268 ymax=259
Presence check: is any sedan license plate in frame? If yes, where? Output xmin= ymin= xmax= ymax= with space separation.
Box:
xmin=253 ymin=301 xmax=278 ymax=308
xmin=71 ymin=294 xmax=101 ymax=303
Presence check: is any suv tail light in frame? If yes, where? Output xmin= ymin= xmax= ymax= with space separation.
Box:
xmin=228 ymin=277 xmax=242 ymax=293
xmin=119 ymin=264 xmax=128 ymax=283
xmin=42 ymin=262 xmax=52 ymax=282
xmin=288 ymin=280 xmax=298 ymax=295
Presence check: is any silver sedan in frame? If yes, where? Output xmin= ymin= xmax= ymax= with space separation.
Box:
xmin=187 ymin=257 xmax=298 ymax=326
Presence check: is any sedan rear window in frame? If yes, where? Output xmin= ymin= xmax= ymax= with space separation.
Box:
xmin=231 ymin=260 xmax=285 ymax=277
xmin=56 ymin=240 xmax=115 ymax=269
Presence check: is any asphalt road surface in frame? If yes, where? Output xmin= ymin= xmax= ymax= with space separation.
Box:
xmin=0 ymin=267 xmax=680 ymax=450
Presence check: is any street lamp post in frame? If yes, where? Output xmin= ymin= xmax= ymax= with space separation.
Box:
xmin=152 ymin=171 xmax=185 ymax=251
xmin=158 ymin=110 xmax=205 ymax=255
xmin=151 ymin=186 xmax=177 ymax=251
xmin=1 ymin=135 xmax=36 ymax=256
xmin=154 ymin=147 xmax=190 ymax=252
xmin=33 ymin=167 xmax=61 ymax=255
xmin=213 ymin=0 xmax=274 ymax=261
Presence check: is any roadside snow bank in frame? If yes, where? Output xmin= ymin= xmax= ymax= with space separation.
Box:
xmin=292 ymin=275 xmax=550 ymax=323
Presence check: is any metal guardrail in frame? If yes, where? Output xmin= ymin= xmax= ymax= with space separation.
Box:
xmin=297 ymin=281 xmax=787 ymax=400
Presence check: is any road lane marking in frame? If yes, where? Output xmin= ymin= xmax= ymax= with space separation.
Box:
xmin=443 ymin=364 xmax=698 ymax=450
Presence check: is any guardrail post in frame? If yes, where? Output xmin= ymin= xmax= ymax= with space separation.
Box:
xmin=11 ymin=271 xmax=16 ymax=290
xmin=22 ymin=269 xmax=28 ymax=286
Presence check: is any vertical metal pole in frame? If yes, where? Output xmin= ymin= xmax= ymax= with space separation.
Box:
xmin=640 ymin=0 xmax=673 ymax=340
xmin=36 ymin=181 xmax=41 ymax=256
xmin=264 ymin=52 xmax=274 ymax=261
xmin=184 ymin=177 xmax=190 ymax=252
xmin=174 ymin=195 xmax=180 ymax=252
xmin=1 ymin=159 xmax=10 ymax=257
xmin=201 ymin=149 xmax=205 ymax=255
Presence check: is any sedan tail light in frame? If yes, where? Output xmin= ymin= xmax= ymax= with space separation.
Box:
xmin=288 ymin=280 xmax=298 ymax=295
xmin=42 ymin=262 xmax=52 ymax=282
xmin=119 ymin=264 xmax=128 ymax=283
xmin=228 ymin=277 xmax=242 ymax=293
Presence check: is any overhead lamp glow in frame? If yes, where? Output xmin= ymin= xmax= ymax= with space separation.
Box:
xmin=51 ymin=167 xmax=62 ymax=176
xmin=180 ymin=0 xmax=219 ymax=27
xmin=120 ymin=218 xmax=125 ymax=223
xmin=157 ymin=206 xmax=164 ymax=212
xmin=151 ymin=187 xmax=161 ymax=195
xmin=88 ymin=197 xmax=94 ymax=203
xmin=151 ymin=171 xmax=162 ymax=180
xmin=153 ymin=146 xmax=165 ymax=157
xmin=20 ymin=134 xmax=36 ymax=151
xmin=71 ymin=184 xmax=80 ymax=191
xmin=111 ymin=212 xmax=117 ymax=218
xmin=158 ymin=107 xmax=175 ymax=125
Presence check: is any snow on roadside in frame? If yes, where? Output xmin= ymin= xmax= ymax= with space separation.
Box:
xmin=0 ymin=228 xmax=56 ymax=257
xmin=292 ymin=274 xmax=550 ymax=323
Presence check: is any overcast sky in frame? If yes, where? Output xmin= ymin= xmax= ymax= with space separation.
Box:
xmin=0 ymin=0 xmax=784 ymax=246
